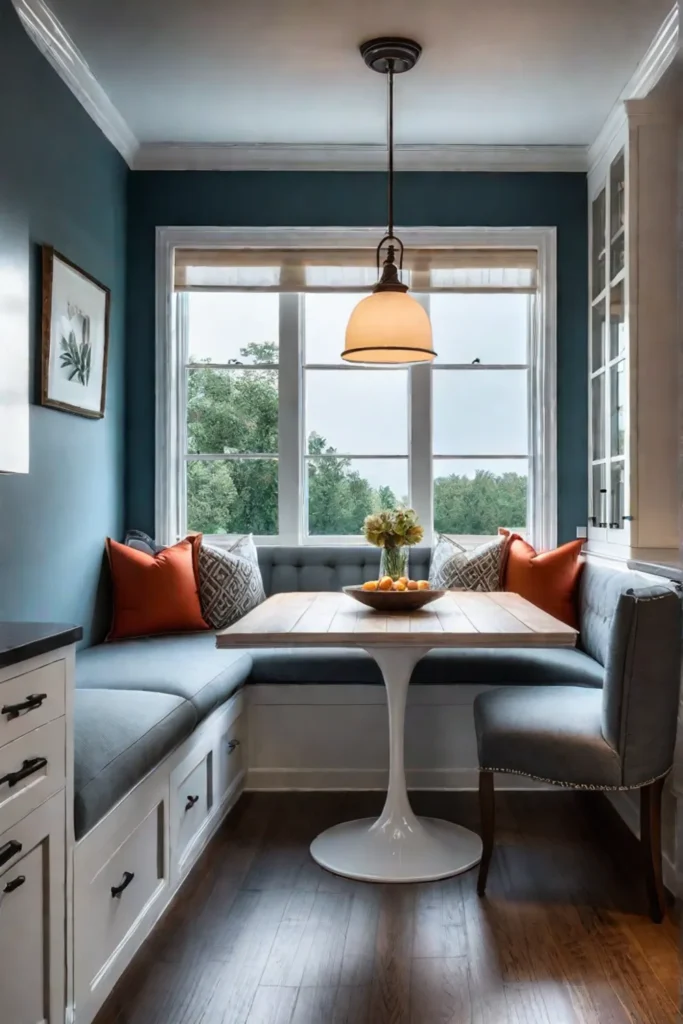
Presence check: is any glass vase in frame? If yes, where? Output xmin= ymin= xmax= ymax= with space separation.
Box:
xmin=379 ymin=545 xmax=408 ymax=581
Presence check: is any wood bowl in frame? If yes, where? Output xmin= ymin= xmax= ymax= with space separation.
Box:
xmin=342 ymin=585 xmax=446 ymax=612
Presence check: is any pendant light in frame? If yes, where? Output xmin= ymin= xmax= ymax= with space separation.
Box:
xmin=342 ymin=38 xmax=435 ymax=365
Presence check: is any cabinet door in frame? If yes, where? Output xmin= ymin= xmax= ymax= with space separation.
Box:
xmin=0 ymin=791 xmax=65 ymax=1024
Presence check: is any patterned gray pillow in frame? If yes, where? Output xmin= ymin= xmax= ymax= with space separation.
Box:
xmin=429 ymin=534 xmax=506 ymax=591
xmin=198 ymin=535 xmax=266 ymax=630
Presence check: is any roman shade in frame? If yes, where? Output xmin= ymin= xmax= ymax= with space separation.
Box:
xmin=173 ymin=247 xmax=538 ymax=293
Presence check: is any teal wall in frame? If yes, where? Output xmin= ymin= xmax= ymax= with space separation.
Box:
xmin=127 ymin=171 xmax=587 ymax=543
xmin=0 ymin=3 xmax=127 ymax=642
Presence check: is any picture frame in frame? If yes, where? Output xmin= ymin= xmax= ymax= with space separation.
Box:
xmin=41 ymin=246 xmax=110 ymax=418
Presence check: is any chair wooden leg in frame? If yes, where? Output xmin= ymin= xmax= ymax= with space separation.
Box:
xmin=640 ymin=777 xmax=666 ymax=923
xmin=477 ymin=770 xmax=495 ymax=896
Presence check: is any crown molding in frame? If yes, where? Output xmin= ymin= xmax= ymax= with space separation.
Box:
xmin=588 ymin=3 xmax=678 ymax=174
xmin=15 ymin=0 xmax=676 ymax=177
xmin=134 ymin=142 xmax=587 ymax=173
xmin=12 ymin=0 xmax=138 ymax=165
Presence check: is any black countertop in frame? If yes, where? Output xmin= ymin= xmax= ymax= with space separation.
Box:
xmin=0 ymin=622 xmax=83 ymax=671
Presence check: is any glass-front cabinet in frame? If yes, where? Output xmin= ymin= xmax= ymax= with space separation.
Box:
xmin=589 ymin=150 xmax=629 ymax=545
xmin=586 ymin=75 xmax=678 ymax=563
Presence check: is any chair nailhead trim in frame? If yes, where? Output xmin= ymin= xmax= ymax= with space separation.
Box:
xmin=479 ymin=765 xmax=671 ymax=791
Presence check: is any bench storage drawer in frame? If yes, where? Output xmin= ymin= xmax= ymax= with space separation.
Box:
xmin=0 ymin=658 xmax=65 ymax=750
xmin=216 ymin=713 xmax=244 ymax=804
xmin=75 ymin=797 xmax=166 ymax=1015
xmin=170 ymin=745 xmax=213 ymax=881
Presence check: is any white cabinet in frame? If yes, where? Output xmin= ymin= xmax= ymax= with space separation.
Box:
xmin=0 ymin=789 xmax=65 ymax=1024
xmin=0 ymin=644 xmax=75 ymax=1024
xmin=587 ymin=70 xmax=678 ymax=563
xmin=0 ymin=201 xmax=29 ymax=473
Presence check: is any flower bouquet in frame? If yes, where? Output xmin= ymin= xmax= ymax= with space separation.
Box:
xmin=363 ymin=507 xmax=424 ymax=581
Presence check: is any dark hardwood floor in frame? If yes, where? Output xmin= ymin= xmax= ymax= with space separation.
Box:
xmin=94 ymin=791 xmax=681 ymax=1024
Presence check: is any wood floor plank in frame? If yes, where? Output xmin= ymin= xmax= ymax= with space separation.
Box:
xmin=410 ymin=956 xmax=471 ymax=1024
xmin=244 ymin=986 xmax=298 ymax=1024
xmin=289 ymin=985 xmax=337 ymax=1024
xmin=93 ymin=793 xmax=681 ymax=1024
xmin=369 ymin=885 xmax=416 ymax=1024
xmin=259 ymin=890 xmax=317 ymax=986
xmin=338 ymin=887 xmax=381 ymax=985
xmin=413 ymin=877 xmax=467 ymax=960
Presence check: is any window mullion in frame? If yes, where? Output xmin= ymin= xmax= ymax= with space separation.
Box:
xmin=278 ymin=293 xmax=302 ymax=543
xmin=410 ymin=294 xmax=433 ymax=545
xmin=176 ymin=292 xmax=189 ymax=540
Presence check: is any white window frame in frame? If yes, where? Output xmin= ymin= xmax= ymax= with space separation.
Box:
xmin=156 ymin=226 xmax=557 ymax=550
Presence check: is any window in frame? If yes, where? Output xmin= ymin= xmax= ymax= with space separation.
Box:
xmin=159 ymin=229 xmax=556 ymax=549
xmin=431 ymin=293 xmax=529 ymax=544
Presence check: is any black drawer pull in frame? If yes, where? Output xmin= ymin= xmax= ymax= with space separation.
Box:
xmin=185 ymin=794 xmax=200 ymax=812
xmin=0 ymin=840 xmax=22 ymax=868
xmin=2 ymin=694 xmax=47 ymax=721
xmin=227 ymin=739 xmax=240 ymax=754
xmin=111 ymin=871 xmax=135 ymax=899
xmin=3 ymin=875 xmax=25 ymax=894
xmin=0 ymin=757 xmax=48 ymax=789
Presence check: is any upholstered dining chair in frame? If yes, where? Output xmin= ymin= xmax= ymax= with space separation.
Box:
xmin=473 ymin=565 xmax=682 ymax=922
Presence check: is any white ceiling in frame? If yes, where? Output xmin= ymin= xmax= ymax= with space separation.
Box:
xmin=47 ymin=0 xmax=672 ymax=147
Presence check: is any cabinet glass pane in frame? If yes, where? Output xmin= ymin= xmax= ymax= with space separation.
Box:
xmin=591 ymin=300 xmax=606 ymax=372
xmin=610 ymin=462 xmax=625 ymax=530
xmin=591 ymin=373 xmax=605 ymax=460
xmin=592 ymin=189 xmax=606 ymax=298
xmin=592 ymin=463 xmax=606 ymax=528
xmin=609 ymin=282 xmax=626 ymax=360
xmin=610 ymin=151 xmax=625 ymax=282
xmin=610 ymin=360 xmax=625 ymax=456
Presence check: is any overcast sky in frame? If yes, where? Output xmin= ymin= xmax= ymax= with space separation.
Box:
xmin=187 ymin=290 xmax=529 ymax=492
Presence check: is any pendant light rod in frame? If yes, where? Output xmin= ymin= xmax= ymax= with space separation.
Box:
xmin=360 ymin=37 xmax=421 ymax=243
xmin=387 ymin=61 xmax=394 ymax=239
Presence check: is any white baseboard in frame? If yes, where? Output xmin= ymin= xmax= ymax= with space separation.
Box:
xmin=246 ymin=767 xmax=552 ymax=791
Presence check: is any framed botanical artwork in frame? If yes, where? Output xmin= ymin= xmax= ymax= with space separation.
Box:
xmin=41 ymin=246 xmax=110 ymax=418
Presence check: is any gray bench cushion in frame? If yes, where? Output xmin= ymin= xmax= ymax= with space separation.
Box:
xmin=249 ymin=646 xmax=604 ymax=688
xmin=74 ymin=689 xmax=196 ymax=838
xmin=76 ymin=634 xmax=252 ymax=721
xmin=474 ymin=685 xmax=621 ymax=788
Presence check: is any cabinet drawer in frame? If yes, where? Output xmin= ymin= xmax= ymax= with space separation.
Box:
xmin=216 ymin=714 xmax=243 ymax=803
xmin=171 ymin=747 xmax=212 ymax=880
xmin=0 ymin=717 xmax=65 ymax=834
xmin=0 ymin=659 xmax=65 ymax=750
xmin=0 ymin=791 xmax=65 ymax=1024
xmin=75 ymin=801 xmax=165 ymax=1010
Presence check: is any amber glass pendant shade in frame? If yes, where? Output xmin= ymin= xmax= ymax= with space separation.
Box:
xmin=343 ymin=290 xmax=433 ymax=364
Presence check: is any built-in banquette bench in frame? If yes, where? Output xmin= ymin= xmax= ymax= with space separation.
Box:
xmin=71 ymin=546 xmax=679 ymax=1022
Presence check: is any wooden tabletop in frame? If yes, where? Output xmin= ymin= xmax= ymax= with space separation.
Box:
xmin=216 ymin=591 xmax=577 ymax=649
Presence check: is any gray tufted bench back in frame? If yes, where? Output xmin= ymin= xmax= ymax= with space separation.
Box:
xmin=256 ymin=545 xmax=432 ymax=598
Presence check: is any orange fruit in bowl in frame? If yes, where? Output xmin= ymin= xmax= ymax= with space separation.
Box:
xmin=398 ymin=576 xmax=409 ymax=586
xmin=378 ymin=576 xmax=394 ymax=591
xmin=417 ymin=580 xmax=430 ymax=590
xmin=406 ymin=580 xmax=419 ymax=591
xmin=362 ymin=580 xmax=379 ymax=592
xmin=394 ymin=581 xmax=407 ymax=592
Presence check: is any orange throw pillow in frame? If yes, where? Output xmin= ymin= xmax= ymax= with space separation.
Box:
xmin=499 ymin=530 xmax=584 ymax=628
xmin=106 ymin=535 xmax=209 ymax=640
